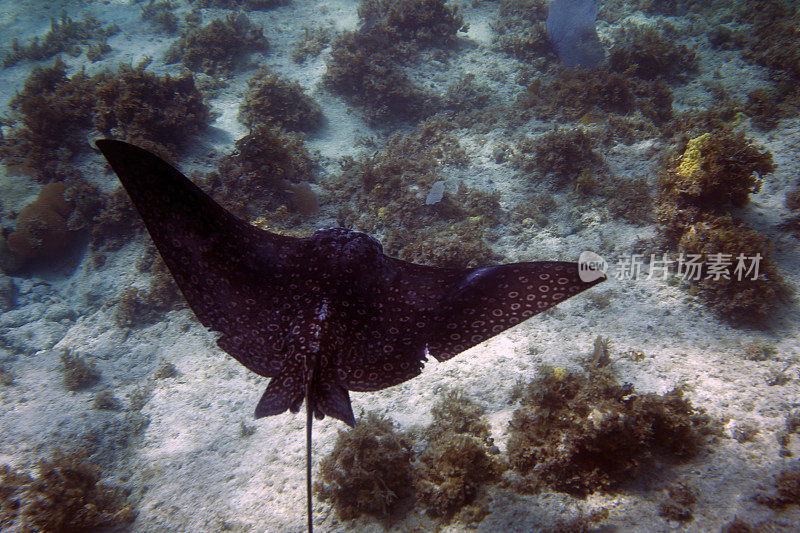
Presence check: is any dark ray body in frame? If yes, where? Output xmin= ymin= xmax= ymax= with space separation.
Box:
xmin=95 ymin=140 xmax=605 ymax=530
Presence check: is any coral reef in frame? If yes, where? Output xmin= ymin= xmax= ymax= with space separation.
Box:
xmin=0 ymin=450 xmax=135 ymax=531
xmin=324 ymin=0 xmax=464 ymax=123
xmin=2 ymin=12 xmax=119 ymax=67
xmin=315 ymin=413 xmax=414 ymax=519
xmin=3 ymin=182 xmax=75 ymax=270
xmin=656 ymin=130 xmax=790 ymax=323
xmin=608 ymin=22 xmax=698 ymax=81
xmin=60 ymin=350 xmax=101 ymax=391
xmin=164 ymin=13 xmax=268 ymax=76
xmin=506 ymin=366 xmax=711 ymax=497
xmin=238 ymin=68 xmax=323 ymax=132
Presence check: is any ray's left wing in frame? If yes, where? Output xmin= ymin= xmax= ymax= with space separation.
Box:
xmin=96 ymin=140 xmax=305 ymax=378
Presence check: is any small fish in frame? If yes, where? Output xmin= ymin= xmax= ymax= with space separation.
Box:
xmin=96 ymin=140 xmax=605 ymax=532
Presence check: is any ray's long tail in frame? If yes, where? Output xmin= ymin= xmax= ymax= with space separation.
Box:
xmin=306 ymin=384 xmax=313 ymax=533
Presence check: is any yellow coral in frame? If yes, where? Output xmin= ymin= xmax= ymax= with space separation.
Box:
xmin=676 ymin=132 xmax=711 ymax=182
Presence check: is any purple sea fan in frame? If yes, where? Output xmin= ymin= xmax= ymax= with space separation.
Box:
xmin=546 ymin=0 xmax=605 ymax=68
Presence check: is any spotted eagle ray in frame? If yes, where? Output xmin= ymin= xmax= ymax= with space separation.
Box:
xmin=95 ymin=139 xmax=605 ymax=531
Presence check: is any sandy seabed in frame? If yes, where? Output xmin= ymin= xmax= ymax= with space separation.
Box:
xmin=1 ymin=0 xmax=799 ymax=531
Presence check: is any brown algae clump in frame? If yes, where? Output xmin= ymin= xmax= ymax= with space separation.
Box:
xmin=756 ymin=462 xmax=800 ymax=509
xmin=324 ymin=0 xmax=464 ymax=123
xmin=413 ymin=390 xmax=504 ymax=519
xmin=332 ymin=117 xmax=501 ymax=269
xmin=164 ymin=13 xmax=268 ymax=76
xmin=190 ymin=0 xmax=289 ymax=9
xmin=315 ymin=392 xmax=503 ymax=524
xmin=491 ymin=0 xmax=550 ymax=63
xmin=513 ymin=127 xmax=605 ymax=187
xmin=657 ymin=129 xmax=790 ymax=323
xmin=663 ymin=132 xmax=772 ymax=214
xmin=60 ymin=350 xmax=101 ymax=391
xmin=517 ymin=67 xmax=674 ymax=125
xmin=93 ymin=61 xmax=210 ymax=156
xmin=239 ymin=68 xmax=323 ymax=132
xmin=506 ymin=367 xmax=710 ymax=497
xmin=216 ymin=125 xmax=317 ymax=220
xmin=0 ymin=59 xmax=96 ymax=181
xmin=608 ymin=22 xmax=698 ymax=81
xmin=1 ymin=59 xmax=210 ymax=181
xmin=315 ymin=413 xmax=414 ymax=519
xmin=0 ymin=450 xmax=135 ymax=530
xmin=2 ymin=12 xmax=119 ymax=67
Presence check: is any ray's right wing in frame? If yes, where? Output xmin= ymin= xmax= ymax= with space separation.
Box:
xmin=337 ymin=259 xmax=604 ymax=392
